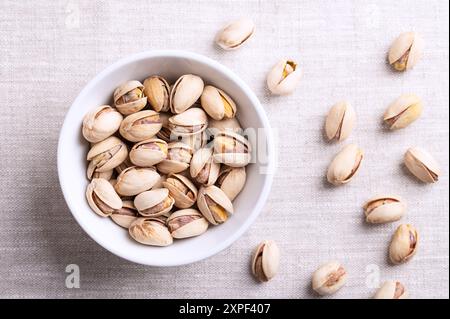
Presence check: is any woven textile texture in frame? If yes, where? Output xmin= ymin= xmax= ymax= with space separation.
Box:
xmin=0 ymin=0 xmax=448 ymax=298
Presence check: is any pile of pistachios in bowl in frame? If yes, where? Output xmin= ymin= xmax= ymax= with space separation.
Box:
xmin=82 ymin=73 xmax=252 ymax=246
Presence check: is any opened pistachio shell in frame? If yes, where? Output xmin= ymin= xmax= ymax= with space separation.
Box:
xmin=162 ymin=173 xmax=198 ymax=209
xmin=388 ymin=32 xmax=424 ymax=72
xmin=200 ymin=86 xmax=236 ymax=120
xmin=374 ymin=281 xmax=408 ymax=299
xmin=87 ymin=136 xmax=128 ymax=172
xmin=363 ymin=195 xmax=406 ymax=224
xmin=213 ymin=131 xmax=251 ymax=167
xmin=169 ymin=108 xmax=208 ymax=137
xmin=190 ymin=147 xmax=220 ymax=186
xmin=384 ymin=94 xmax=423 ymax=130
xmin=170 ymin=74 xmax=204 ymax=114
xmin=197 ymin=185 xmax=233 ymax=225
xmin=110 ymin=200 xmax=138 ymax=228
xmin=166 ymin=209 xmax=209 ymax=239
xmin=251 ymin=240 xmax=280 ymax=282
xmin=312 ymin=261 xmax=348 ymax=296
xmin=143 ymin=76 xmax=170 ymax=112
xmin=129 ymin=217 xmax=173 ymax=246
xmin=404 ymin=147 xmax=441 ymax=183
xmin=326 ymin=144 xmax=363 ymax=186
xmin=134 ymin=188 xmax=174 ymax=217
xmin=215 ymin=18 xmax=254 ymax=50
xmin=113 ymin=80 xmax=147 ymax=115
xmin=216 ymin=166 xmax=246 ymax=201
xmin=82 ymin=105 xmax=123 ymax=143
xmin=208 ymin=117 xmax=242 ymax=135
xmin=119 ymin=110 xmax=162 ymax=142
xmin=180 ymin=131 xmax=208 ymax=151
xmin=114 ymin=166 xmax=160 ymax=197
xmin=266 ymin=59 xmax=302 ymax=95
xmin=156 ymin=112 xmax=172 ymax=142
xmin=129 ymin=138 xmax=168 ymax=167
xmin=87 ymin=164 xmax=114 ymax=180
xmin=86 ymin=178 xmax=122 ymax=217
xmin=156 ymin=142 xmax=193 ymax=174
xmin=389 ymin=224 xmax=419 ymax=264
xmin=325 ymin=101 xmax=356 ymax=141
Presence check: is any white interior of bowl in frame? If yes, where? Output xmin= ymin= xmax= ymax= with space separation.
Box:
xmin=58 ymin=50 xmax=274 ymax=266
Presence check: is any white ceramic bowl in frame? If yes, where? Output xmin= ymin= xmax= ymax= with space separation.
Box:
xmin=58 ymin=50 xmax=275 ymax=266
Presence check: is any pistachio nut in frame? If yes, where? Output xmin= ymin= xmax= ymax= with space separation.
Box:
xmin=119 ymin=110 xmax=162 ymax=142
xmin=383 ymin=94 xmax=423 ymax=130
xmin=82 ymin=105 xmax=123 ymax=143
xmin=180 ymin=131 xmax=208 ymax=151
xmin=114 ymin=156 xmax=133 ymax=175
xmin=169 ymin=108 xmax=208 ymax=137
xmin=312 ymin=261 xmax=348 ymax=296
xmin=129 ymin=217 xmax=173 ymax=246
xmin=143 ymin=75 xmax=170 ymax=112
xmin=404 ymin=147 xmax=441 ymax=183
xmin=374 ymin=281 xmax=408 ymax=299
xmin=190 ymin=147 xmax=220 ymax=186
xmin=200 ymin=85 xmax=236 ymax=120
xmin=208 ymin=117 xmax=242 ymax=134
xmin=86 ymin=178 xmax=122 ymax=217
xmin=129 ymin=138 xmax=168 ymax=167
xmin=114 ymin=166 xmax=160 ymax=197
xmin=325 ymin=101 xmax=356 ymax=141
xmin=110 ymin=200 xmax=138 ymax=228
xmin=251 ymin=240 xmax=280 ymax=282
xmin=156 ymin=112 xmax=172 ymax=142
xmin=216 ymin=166 xmax=246 ymax=201
xmin=266 ymin=59 xmax=302 ymax=95
xmin=134 ymin=188 xmax=174 ymax=217
xmin=156 ymin=142 xmax=193 ymax=174
xmin=113 ymin=80 xmax=147 ymax=115
xmin=162 ymin=173 xmax=198 ymax=209
xmin=363 ymin=195 xmax=406 ymax=224
xmin=87 ymin=136 xmax=128 ymax=172
xmin=326 ymin=144 xmax=363 ymax=186
xmin=166 ymin=209 xmax=209 ymax=239
xmin=215 ymin=18 xmax=254 ymax=50
xmin=87 ymin=165 xmax=114 ymax=181
xmin=388 ymin=32 xmax=424 ymax=72
xmin=170 ymin=74 xmax=204 ymax=114
xmin=197 ymin=185 xmax=233 ymax=225
xmin=213 ymin=131 xmax=251 ymax=167
xmin=389 ymin=224 xmax=419 ymax=264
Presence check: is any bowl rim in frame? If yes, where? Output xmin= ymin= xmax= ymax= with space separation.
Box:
xmin=57 ymin=50 xmax=275 ymax=266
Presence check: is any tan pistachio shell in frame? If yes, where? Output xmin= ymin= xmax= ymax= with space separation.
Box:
xmin=162 ymin=173 xmax=198 ymax=209
xmin=326 ymin=144 xmax=363 ymax=186
xmin=170 ymin=74 xmax=204 ymax=114
xmin=325 ymin=101 xmax=356 ymax=141
xmin=113 ymin=80 xmax=147 ymax=115
xmin=213 ymin=131 xmax=251 ymax=167
xmin=114 ymin=166 xmax=160 ymax=197
xmin=166 ymin=209 xmax=209 ymax=239
xmin=86 ymin=178 xmax=122 ymax=217
xmin=215 ymin=18 xmax=255 ymax=50
xmin=82 ymin=105 xmax=123 ymax=143
xmin=190 ymin=147 xmax=220 ymax=186
xmin=363 ymin=195 xmax=406 ymax=224
xmin=129 ymin=138 xmax=168 ymax=167
xmin=110 ymin=200 xmax=138 ymax=228
xmin=266 ymin=59 xmax=302 ymax=95
xmin=134 ymin=188 xmax=174 ymax=217
xmin=200 ymin=85 xmax=237 ymax=120
xmin=129 ymin=217 xmax=173 ymax=246
xmin=312 ymin=261 xmax=348 ymax=296
xmin=383 ymin=94 xmax=423 ymax=130
xmin=156 ymin=142 xmax=193 ymax=174
xmin=404 ymin=147 xmax=441 ymax=183
xmin=180 ymin=131 xmax=208 ymax=151
xmin=251 ymin=240 xmax=280 ymax=282
xmin=388 ymin=32 xmax=424 ymax=71
xmin=216 ymin=166 xmax=246 ymax=201
xmin=119 ymin=110 xmax=162 ymax=142
xmin=169 ymin=108 xmax=208 ymax=137
xmin=207 ymin=117 xmax=242 ymax=135
xmin=389 ymin=224 xmax=419 ymax=264
xmin=87 ymin=136 xmax=128 ymax=172
xmin=87 ymin=165 xmax=114 ymax=181
xmin=143 ymin=76 xmax=170 ymax=112
xmin=197 ymin=185 xmax=233 ymax=225
xmin=374 ymin=281 xmax=408 ymax=299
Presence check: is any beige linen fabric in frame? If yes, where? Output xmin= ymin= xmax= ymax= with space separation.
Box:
xmin=0 ymin=0 xmax=448 ymax=298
